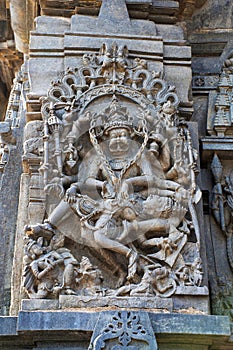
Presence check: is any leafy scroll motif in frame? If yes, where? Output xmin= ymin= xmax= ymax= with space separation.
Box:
xmin=41 ymin=42 xmax=179 ymax=118
xmin=91 ymin=311 xmax=157 ymax=350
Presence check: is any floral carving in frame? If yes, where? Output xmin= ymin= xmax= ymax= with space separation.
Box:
xmin=90 ymin=311 xmax=157 ymax=350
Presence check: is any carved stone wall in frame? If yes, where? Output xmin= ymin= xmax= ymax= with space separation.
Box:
xmin=12 ymin=0 xmax=204 ymax=313
xmin=188 ymin=0 xmax=233 ymax=327
xmin=0 ymin=0 xmax=23 ymax=120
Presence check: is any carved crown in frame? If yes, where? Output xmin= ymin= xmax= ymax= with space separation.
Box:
xmin=101 ymin=97 xmax=133 ymax=133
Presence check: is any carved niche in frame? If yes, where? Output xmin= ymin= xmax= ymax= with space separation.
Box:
xmin=210 ymin=153 xmax=233 ymax=320
xmin=22 ymin=42 xmax=204 ymax=302
xmin=211 ymin=154 xmax=233 ymax=271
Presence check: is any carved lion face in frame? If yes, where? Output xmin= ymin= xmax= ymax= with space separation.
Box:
xmin=108 ymin=127 xmax=130 ymax=154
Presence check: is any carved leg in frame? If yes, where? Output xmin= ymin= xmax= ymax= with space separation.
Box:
xmin=127 ymin=249 xmax=138 ymax=281
xmin=116 ymin=218 xmax=169 ymax=244
xmin=117 ymin=220 xmax=138 ymax=242
xmin=24 ymin=222 xmax=55 ymax=240
xmin=136 ymin=218 xmax=169 ymax=235
xmin=63 ymin=264 xmax=77 ymax=295
xmin=113 ymin=284 xmax=132 ymax=296
xmin=97 ymin=248 xmax=126 ymax=287
xmin=94 ymin=229 xmax=138 ymax=281
xmin=47 ymin=200 xmax=71 ymax=227
xmin=94 ymin=229 xmax=130 ymax=255
xmin=24 ymin=200 xmax=71 ymax=239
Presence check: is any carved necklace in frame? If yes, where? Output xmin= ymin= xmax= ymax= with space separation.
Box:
xmin=89 ymin=126 xmax=148 ymax=186
xmin=109 ymin=158 xmax=128 ymax=171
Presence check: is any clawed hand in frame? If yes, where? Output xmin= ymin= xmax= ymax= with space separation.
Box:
xmin=101 ymin=181 xmax=115 ymax=199
xmin=65 ymin=186 xmax=77 ymax=203
xmin=174 ymin=187 xmax=189 ymax=201
xmin=119 ymin=181 xmax=129 ymax=200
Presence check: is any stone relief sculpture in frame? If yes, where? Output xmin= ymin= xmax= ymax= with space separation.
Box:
xmin=23 ymin=42 xmax=203 ymax=299
xmin=211 ymin=153 xmax=233 ymax=272
xmin=0 ymin=65 xmax=28 ymax=188
xmin=0 ymin=143 xmax=9 ymax=167
xmin=23 ymin=233 xmax=104 ymax=299
xmin=208 ymin=53 xmax=233 ymax=137
xmin=0 ymin=142 xmax=9 ymax=188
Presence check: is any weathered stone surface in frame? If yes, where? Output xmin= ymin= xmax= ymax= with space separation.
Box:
xmin=0 ymin=1 xmax=23 ymax=121
xmin=17 ymin=311 xmax=99 ymax=332
xmin=149 ymin=313 xmax=230 ymax=336
xmin=187 ymin=0 xmax=233 ymax=32
xmin=21 ymin=299 xmax=59 ymax=311
xmin=176 ymin=285 xmax=209 ymax=295
xmin=0 ymin=311 xmax=230 ymax=349
xmin=26 ymin=1 xmax=191 ymax=107
xmin=0 ymin=122 xmax=10 ymax=133
xmin=9 ymin=0 xmax=37 ymax=53
xmin=16 ymin=311 xmax=231 ymax=338
xmin=98 ymin=0 xmax=131 ymax=25
xmin=22 ymin=292 xmax=210 ymax=313
xmin=0 ymin=120 xmax=24 ymax=315
xmin=9 ymin=0 xmax=196 ymax=46
xmin=173 ymin=295 xmax=209 ymax=313
xmin=59 ymin=296 xmax=173 ymax=311
xmin=10 ymin=174 xmax=30 ymax=316
xmin=0 ymin=316 xmax=17 ymax=336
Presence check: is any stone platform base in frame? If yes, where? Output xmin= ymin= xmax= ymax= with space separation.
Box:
xmin=21 ymin=286 xmax=209 ymax=313
xmin=1 ymin=311 xmax=231 ymax=350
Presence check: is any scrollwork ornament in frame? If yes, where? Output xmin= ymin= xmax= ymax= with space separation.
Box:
xmin=89 ymin=311 xmax=157 ymax=350
xmin=41 ymin=42 xmax=179 ymax=119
